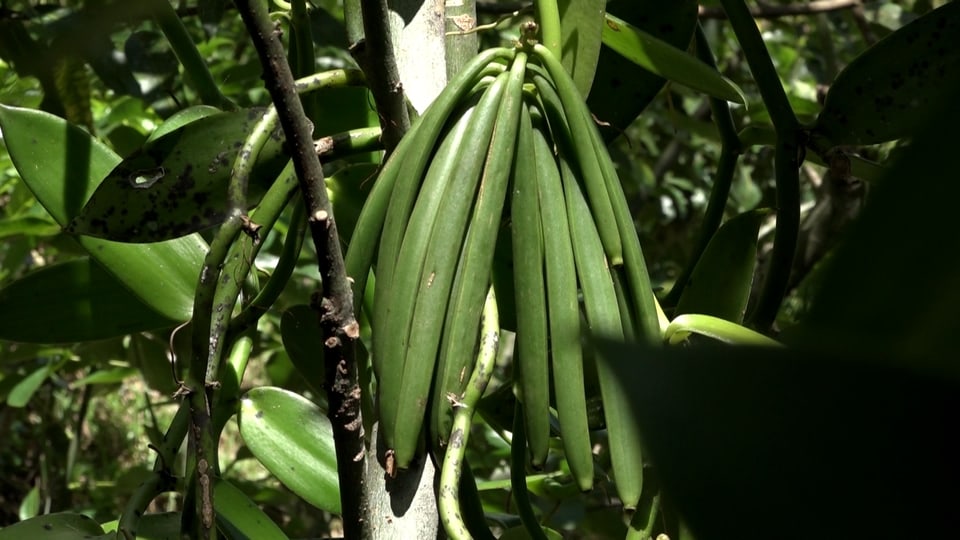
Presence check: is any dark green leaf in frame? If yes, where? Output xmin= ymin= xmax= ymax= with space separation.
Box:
xmin=587 ymin=0 xmax=696 ymax=138
xmin=100 ymin=512 xmax=180 ymax=540
xmin=280 ymin=305 xmax=324 ymax=393
xmin=67 ymin=108 xmax=289 ymax=242
xmin=0 ymin=512 xmax=105 ymax=539
xmin=557 ymin=0 xmax=606 ymax=98
xmin=812 ymin=2 xmax=960 ymax=145
xmin=0 ymin=258 xmax=176 ymax=343
xmin=674 ymin=209 xmax=769 ymax=323
xmin=596 ymin=341 xmax=960 ymax=540
xmin=794 ymin=60 xmax=960 ymax=377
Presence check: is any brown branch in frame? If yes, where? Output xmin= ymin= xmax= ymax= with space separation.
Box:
xmin=700 ymin=0 xmax=863 ymax=19
xmin=349 ymin=0 xmax=410 ymax=154
xmin=233 ymin=1 xmax=365 ymax=537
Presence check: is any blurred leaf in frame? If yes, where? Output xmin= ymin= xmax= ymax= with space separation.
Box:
xmin=71 ymin=367 xmax=139 ymax=387
xmin=67 ymin=108 xmax=289 ymax=242
xmin=0 ymin=104 xmax=207 ymax=322
xmin=557 ymin=0 xmax=606 ymax=98
xmin=0 ymin=512 xmax=105 ymax=539
xmin=0 ymin=258 xmax=176 ymax=343
xmin=0 ymin=216 xmax=61 ymax=239
xmin=596 ymin=341 xmax=960 ymax=540
xmin=812 ymin=2 xmax=960 ymax=145
xmin=601 ymin=13 xmax=746 ymax=105
xmin=588 ymin=0 xmax=698 ymax=138
xmin=674 ymin=209 xmax=769 ymax=323
xmin=280 ymin=305 xmax=324 ymax=393
xmin=17 ymin=485 xmax=39 ymax=521
xmin=6 ymin=365 xmax=52 ymax=407
xmin=237 ymin=386 xmax=340 ymax=513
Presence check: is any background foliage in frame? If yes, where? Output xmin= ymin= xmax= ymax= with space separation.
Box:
xmin=0 ymin=0 xmax=956 ymax=538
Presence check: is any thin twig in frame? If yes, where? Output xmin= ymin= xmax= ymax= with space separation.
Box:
xmin=233 ymin=2 xmax=365 ymax=537
xmin=700 ymin=0 xmax=862 ymax=19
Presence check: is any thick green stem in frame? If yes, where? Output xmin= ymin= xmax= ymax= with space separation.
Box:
xmin=719 ymin=0 xmax=801 ymax=331
xmin=510 ymin=401 xmax=549 ymax=540
xmin=665 ymin=24 xmax=742 ymax=307
xmin=535 ymin=0 xmax=562 ymax=59
xmin=438 ymin=287 xmax=499 ymax=539
xmin=147 ymin=0 xmax=236 ymax=110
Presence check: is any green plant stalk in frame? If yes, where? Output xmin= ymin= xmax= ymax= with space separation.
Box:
xmin=181 ymin=81 xmax=299 ymax=540
xmin=665 ymin=25 xmax=743 ymax=307
xmin=212 ymin=331 xmax=255 ymax=437
xmin=229 ymin=107 xmax=279 ymax=213
xmin=535 ymin=0 xmax=562 ymax=60
xmin=316 ymin=126 xmax=384 ymax=159
xmin=145 ymin=0 xmax=235 ymax=111
xmin=228 ymin=196 xmax=307 ymax=339
xmin=439 ymin=287 xmax=499 ymax=540
xmin=718 ymin=0 xmax=798 ymax=133
xmin=625 ymin=490 xmax=660 ymax=540
xmin=719 ymin=0 xmax=801 ymax=331
xmin=751 ymin=134 xmax=801 ymax=329
xmin=290 ymin=0 xmax=320 ymax=135
xmin=510 ymin=401 xmax=549 ymax=540
xmin=664 ymin=313 xmax=784 ymax=346
xmin=445 ymin=0 xmax=479 ymax=81
xmin=118 ymin=403 xmax=189 ymax=539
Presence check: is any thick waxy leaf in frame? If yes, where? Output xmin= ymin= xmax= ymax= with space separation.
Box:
xmin=812 ymin=2 xmax=960 ymax=146
xmin=674 ymin=209 xmax=768 ymax=323
xmin=0 ymin=258 xmax=176 ymax=343
xmin=558 ymin=0 xmax=606 ymax=98
xmin=588 ymin=0 xmax=698 ymax=137
xmin=214 ymin=478 xmax=290 ymax=540
xmin=0 ymin=105 xmax=207 ymax=321
xmin=67 ymin=108 xmax=289 ymax=242
xmin=601 ymin=13 xmax=746 ymax=105
xmin=237 ymin=386 xmax=340 ymax=513
xmin=597 ymin=341 xmax=960 ymax=540
xmin=0 ymin=512 xmax=105 ymax=539
xmin=146 ymin=105 xmax=220 ymax=143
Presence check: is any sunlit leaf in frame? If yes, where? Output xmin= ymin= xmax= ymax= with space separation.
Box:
xmin=0 ymin=104 xmax=207 ymax=322
xmin=601 ymin=13 xmax=746 ymax=105
xmin=237 ymin=386 xmax=340 ymax=513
